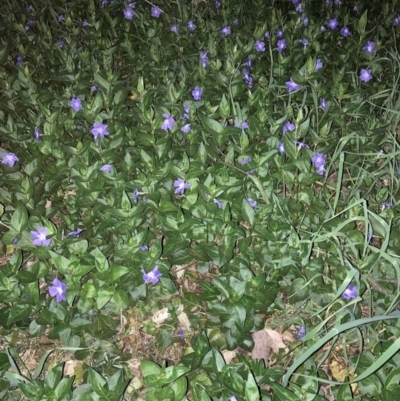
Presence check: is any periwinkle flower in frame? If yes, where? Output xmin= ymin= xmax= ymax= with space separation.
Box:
xmin=1 ymin=153 xmax=19 ymax=167
xmin=16 ymin=56 xmax=23 ymax=66
xmin=67 ymin=228 xmax=83 ymax=237
xmin=242 ymin=68 xmax=253 ymax=87
xmin=296 ymin=141 xmax=309 ymax=149
xmin=91 ymin=85 xmax=99 ymax=92
xmin=240 ymin=157 xmax=252 ymax=166
xmin=58 ymin=15 xmax=64 ymax=22
xmin=58 ymin=39 xmax=64 ymax=49
xmin=286 ymin=78 xmax=300 ymax=93
xmin=49 ymin=278 xmax=67 ymax=302
xmin=276 ymin=29 xmax=283 ymax=37
xmin=311 ymin=152 xmax=325 ymax=168
xmin=133 ymin=188 xmax=139 ymax=203
xmin=246 ymin=56 xmax=253 ymax=70
xmin=31 ymin=227 xmax=51 ymax=247
xmin=315 ymin=59 xmax=323 ymax=70
xmin=282 ymin=121 xmax=295 ymax=134
xmin=151 ymin=6 xmax=162 ymax=18
xmin=278 ymin=141 xmax=285 ymax=154
xmin=220 ymin=26 xmax=231 ymax=36
xmin=70 ymin=96 xmax=82 ymax=112
xmin=213 ymin=198 xmax=223 ymax=209
xmin=192 ymin=86 xmax=203 ymax=100
xmin=340 ymin=26 xmax=351 ymax=37
xmin=316 ymin=165 xmax=326 ymax=175
xmin=320 ymin=98 xmax=327 ymax=110
xmin=359 ymin=68 xmax=372 ymax=83
xmin=82 ymin=19 xmax=89 ymax=27
xmin=187 ymin=20 xmax=196 ymax=30
xmin=242 ymin=120 xmax=249 ymax=129
xmin=34 ymin=126 xmax=42 ymax=142
xmin=320 ymin=25 xmax=326 ymax=31
xmin=362 ymin=41 xmax=375 ymax=55
xmin=161 ymin=113 xmax=175 ymax=130
xmin=27 ymin=5 xmax=34 ymax=12
xmin=299 ymin=39 xmax=309 ymax=47
xmin=394 ymin=14 xmax=400 ymax=26
xmin=265 ymin=31 xmax=270 ymax=39
xmin=342 ymin=285 xmax=357 ymax=299
xmin=327 ymin=18 xmax=339 ymax=29
xmin=171 ymin=24 xmax=179 ymax=34
xmin=215 ymin=1 xmax=221 ymax=8
xmin=91 ymin=122 xmax=109 ymax=141
xmin=295 ymin=3 xmax=303 ymax=12
xmin=233 ymin=19 xmax=239 ymax=25
xmin=177 ymin=329 xmax=185 ymax=339
xmin=247 ymin=198 xmax=257 ymax=208
xmin=124 ymin=7 xmax=134 ymax=19
xmin=181 ymin=104 xmax=190 ymax=119
xmin=200 ymin=51 xmax=209 ymax=68
xmin=382 ymin=202 xmax=393 ymax=207
xmin=142 ymin=265 xmax=162 ymax=284
xmin=174 ymin=178 xmax=190 ymax=195
xmin=181 ymin=123 xmax=191 ymax=133
xmin=255 ymin=40 xmax=265 ymax=52
xmin=302 ymin=16 xmax=309 ymax=26
xmin=295 ymin=326 xmax=306 ymax=339
xmin=140 ymin=245 xmax=148 ymax=251
xmin=277 ymin=39 xmax=287 ymax=53
xmin=100 ymin=164 xmax=112 ymax=172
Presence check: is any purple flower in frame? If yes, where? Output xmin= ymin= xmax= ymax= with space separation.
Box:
xmin=91 ymin=85 xmax=99 ymax=92
xmin=25 ymin=24 xmax=31 ymax=31
xmin=277 ymin=39 xmax=286 ymax=53
xmin=34 ymin=126 xmax=42 ymax=142
xmin=13 ymin=236 xmax=18 ymax=244
xmin=171 ymin=24 xmax=179 ymax=34
xmin=133 ymin=188 xmax=139 ymax=203
xmin=296 ymin=141 xmax=309 ymax=149
xmin=265 ymin=31 xmax=270 ymax=39
xmin=315 ymin=59 xmax=323 ymax=70
xmin=299 ymin=39 xmax=309 ymax=47
xmin=282 ymin=121 xmax=295 ymax=134
xmin=340 ymin=26 xmax=351 ymax=37
xmin=1 ymin=153 xmax=19 ymax=167
xmin=27 ymin=5 xmax=34 ymax=13
xmin=255 ymin=40 xmax=265 ymax=52
xmin=342 ymin=285 xmax=357 ymax=300
xmin=67 ymin=228 xmax=83 ymax=237
xmin=31 ymin=227 xmax=51 ymax=247
xmin=278 ymin=141 xmax=285 ymax=154
xmin=200 ymin=51 xmax=208 ymax=68
xmin=58 ymin=15 xmax=64 ymax=22
xmin=142 ymin=265 xmax=162 ymax=284
xmin=128 ymin=2 xmax=136 ymax=8
xmin=295 ymin=326 xmax=306 ymax=339
xmin=161 ymin=113 xmax=175 ymax=130
xmin=359 ymin=68 xmax=372 ymax=83
xmin=16 ymin=56 xmax=23 ymax=66
xmin=192 ymin=86 xmax=203 ymax=100
xmin=124 ymin=7 xmax=135 ymax=19
xmin=286 ymin=78 xmax=300 ymax=93
xmin=140 ymin=245 xmax=148 ymax=251
xmin=58 ymin=39 xmax=64 ymax=49
xmin=177 ymin=329 xmax=185 ymax=339
xmin=295 ymin=4 xmax=303 ymax=12
xmin=49 ymin=278 xmax=67 ymax=302
xmin=242 ymin=68 xmax=253 ymax=87
xmin=151 ymin=6 xmax=162 ymax=18
xmin=320 ymin=25 xmax=326 ymax=31
xmin=220 ymin=26 xmax=231 ymax=36
xmin=394 ymin=14 xmax=400 ymax=26
xmin=302 ymin=16 xmax=309 ymax=26
xmin=382 ymin=202 xmax=393 ymax=207
xmin=316 ymin=165 xmax=326 ymax=175
xmin=320 ymin=98 xmax=327 ymax=110
xmin=276 ymin=29 xmax=283 ymax=37
xmin=91 ymin=122 xmax=109 ymax=141
xmin=181 ymin=104 xmax=190 ymax=119
xmin=70 ymin=96 xmax=82 ymax=112
xmin=247 ymin=198 xmax=257 ymax=208
xmin=213 ymin=198 xmax=223 ymax=209
xmin=242 ymin=120 xmax=249 ymax=129
xmin=229 ymin=397 xmax=238 ymax=401
xmin=327 ymin=18 xmax=339 ymax=29
xmin=362 ymin=41 xmax=375 ymax=55
xmin=233 ymin=19 xmax=239 ymax=25
xmin=311 ymin=153 xmax=325 ymax=168
xmin=246 ymin=56 xmax=253 ymax=70
xmin=187 ymin=21 xmax=196 ymax=30
xmin=240 ymin=157 xmax=252 ymax=166
xmin=246 ymin=169 xmax=255 ymax=175
xmin=215 ymin=1 xmax=221 ymax=8
xmin=100 ymin=164 xmax=112 ymax=172
xmin=174 ymin=178 xmax=190 ymax=195
xmin=181 ymin=123 xmax=191 ymax=133
xmin=292 ymin=0 xmax=300 ymax=4
xmin=82 ymin=19 xmax=89 ymax=27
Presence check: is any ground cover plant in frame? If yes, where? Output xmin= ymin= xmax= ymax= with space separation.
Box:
xmin=1 ymin=0 xmax=400 ymax=399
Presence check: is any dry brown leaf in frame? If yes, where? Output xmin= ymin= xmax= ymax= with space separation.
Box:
xmin=282 ymin=331 xmax=296 ymax=343
xmin=64 ymin=360 xmax=79 ymax=376
xmin=264 ymin=328 xmax=288 ymax=354
xmin=251 ymin=328 xmax=288 ymax=366
xmin=221 ymin=350 xmax=236 ymax=364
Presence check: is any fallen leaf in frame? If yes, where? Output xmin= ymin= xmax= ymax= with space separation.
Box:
xmin=221 ymin=350 xmax=236 ymax=364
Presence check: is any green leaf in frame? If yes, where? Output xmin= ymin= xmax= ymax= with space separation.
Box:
xmin=0 ymin=41 xmax=10 ymax=65
xmin=141 ymin=360 xmax=161 ymax=387
xmin=96 ymin=286 xmax=115 ymax=310
xmin=67 ymin=239 xmax=88 ymax=255
xmin=88 ymin=367 xmax=107 ymax=396
xmin=7 ymin=304 xmax=33 ymax=325
xmin=155 ymin=326 xmax=174 ymax=351
xmin=270 ymin=382 xmax=300 ymax=400
xmin=10 ymin=201 xmax=28 ymax=232
xmin=198 ymin=112 xmax=223 ymax=135
xmin=94 ymin=73 xmax=110 ymax=92
xmin=49 ymin=251 xmax=71 ymax=275
xmin=45 ymin=363 xmax=63 ymax=389
xmin=245 ymin=371 xmax=259 ymax=401
xmin=170 ymin=376 xmax=187 ymax=401
xmin=289 ymin=278 xmax=311 ymax=303
xmin=161 ymin=365 xmax=190 ymax=385
xmin=54 ymin=376 xmax=74 ymax=400
xmin=242 ymin=198 xmax=255 ymax=227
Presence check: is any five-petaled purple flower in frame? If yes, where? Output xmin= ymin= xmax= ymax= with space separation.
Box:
xmin=277 ymin=39 xmax=286 ymax=53
xmin=220 ymin=26 xmax=231 ymax=36
xmin=327 ymin=18 xmax=339 ymax=29
xmin=286 ymin=78 xmax=300 ymax=93
xmin=213 ymin=198 xmax=223 ymax=209
xmin=265 ymin=31 xmax=270 ymax=39
xmin=174 ymin=178 xmax=190 ymax=195
xmin=142 ymin=265 xmax=162 ymax=284
xmin=91 ymin=85 xmax=99 ymax=92
xmin=342 ymin=285 xmax=357 ymax=299
xmin=278 ymin=142 xmax=285 ymax=154
xmin=100 ymin=164 xmax=112 ymax=172
xmin=276 ymin=29 xmax=283 ymax=37
xmin=171 ymin=24 xmax=179 ymax=34
xmin=91 ymin=122 xmax=109 ymax=141
xmin=246 ymin=56 xmax=253 ymax=70
xmin=31 ymin=227 xmax=51 ymax=247
xmin=151 ymin=6 xmax=162 ymax=18
xmin=140 ymin=245 xmax=148 ymax=251
xmin=295 ymin=3 xmax=303 ymax=12
xmin=181 ymin=123 xmax=191 ymax=133
xmin=192 ymin=86 xmax=203 ymax=100
xmin=255 ymin=40 xmax=265 ymax=52
xmin=282 ymin=121 xmax=295 ymax=134
xmin=340 ymin=26 xmax=351 ymax=37
xmin=124 ymin=7 xmax=135 ymax=20
xmin=215 ymin=1 xmax=221 ymax=8
xmin=315 ymin=59 xmax=323 ymax=70
xmin=82 ymin=19 xmax=89 ymax=27
xmin=1 ymin=153 xmax=19 ymax=167
xmin=34 ymin=126 xmax=42 ymax=142
xmin=187 ymin=21 xmax=196 ymax=30
xmin=247 ymin=198 xmax=257 ymax=208
xmin=49 ymin=278 xmax=67 ymax=302
xmin=161 ymin=113 xmax=175 ymax=130
xmin=359 ymin=68 xmax=372 ymax=83
xmin=362 ymin=41 xmax=375 ymax=55
xmin=311 ymin=153 xmax=325 ymax=168
xmin=295 ymin=326 xmax=306 ymax=339
xmin=70 ymin=96 xmax=82 ymax=112
xmin=58 ymin=15 xmax=64 ymax=22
